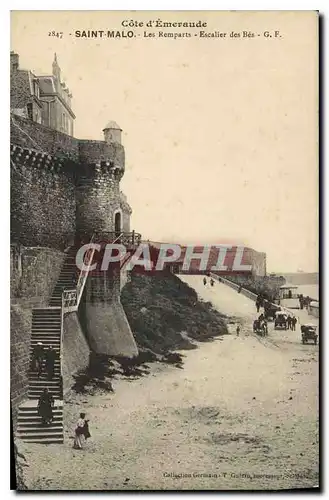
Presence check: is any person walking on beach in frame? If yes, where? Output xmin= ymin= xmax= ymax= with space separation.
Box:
xmin=73 ymin=412 xmax=90 ymax=450
xmin=203 ymin=277 xmax=207 ymax=286
xmin=236 ymin=325 xmax=240 ymax=336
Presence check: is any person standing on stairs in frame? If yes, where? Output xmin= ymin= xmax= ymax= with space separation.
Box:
xmin=45 ymin=345 xmax=57 ymax=380
xmin=37 ymin=388 xmax=54 ymax=425
xmin=31 ymin=342 xmax=44 ymax=378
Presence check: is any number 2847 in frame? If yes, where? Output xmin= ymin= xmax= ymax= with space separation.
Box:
xmin=48 ymin=31 xmax=63 ymax=39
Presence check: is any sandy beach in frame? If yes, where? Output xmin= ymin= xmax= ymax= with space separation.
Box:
xmin=19 ymin=277 xmax=319 ymax=491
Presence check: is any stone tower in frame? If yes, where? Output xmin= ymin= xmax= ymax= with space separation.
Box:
xmin=76 ymin=122 xmax=125 ymax=236
xmin=103 ymin=120 xmax=122 ymax=145
xmin=76 ymin=122 xmax=138 ymax=358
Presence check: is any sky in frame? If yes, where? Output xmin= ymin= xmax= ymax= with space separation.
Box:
xmin=10 ymin=11 xmax=318 ymax=272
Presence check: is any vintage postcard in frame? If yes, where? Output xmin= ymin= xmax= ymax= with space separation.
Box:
xmin=10 ymin=10 xmax=319 ymax=491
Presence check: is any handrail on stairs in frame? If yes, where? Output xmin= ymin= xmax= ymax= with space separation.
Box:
xmin=61 ymin=231 xmax=140 ymax=312
xmin=62 ymin=233 xmax=96 ymax=312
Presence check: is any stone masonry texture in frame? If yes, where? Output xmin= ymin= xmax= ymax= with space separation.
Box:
xmin=11 ymin=247 xmax=65 ymax=409
xmin=11 ymin=112 xmax=137 ymax=405
xmin=62 ymin=312 xmax=90 ymax=393
xmin=11 ymin=245 xmax=65 ymax=304
xmin=11 ymin=304 xmax=31 ymax=408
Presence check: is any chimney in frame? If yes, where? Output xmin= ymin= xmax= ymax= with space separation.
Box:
xmin=10 ymin=51 xmax=19 ymax=71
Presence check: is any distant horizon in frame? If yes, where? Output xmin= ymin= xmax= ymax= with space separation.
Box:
xmin=142 ymin=238 xmax=318 ymax=274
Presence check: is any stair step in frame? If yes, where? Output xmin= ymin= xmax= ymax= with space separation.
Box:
xmin=32 ymin=327 xmax=61 ymax=330
xmin=31 ymin=332 xmax=61 ymax=335
xmin=18 ymin=409 xmax=63 ymax=415
xmin=18 ymin=438 xmax=64 ymax=444
xmin=28 ymin=387 xmax=61 ymax=392
xmin=28 ymin=393 xmax=61 ymax=398
xmin=28 ymin=395 xmax=62 ymax=399
xmin=17 ymin=432 xmax=64 ymax=440
xmin=32 ymin=320 xmax=61 ymax=324
xmin=31 ymin=332 xmax=61 ymax=336
xmin=17 ymin=417 xmax=62 ymax=425
xmin=30 ymin=340 xmax=60 ymax=344
xmin=32 ymin=322 xmax=61 ymax=325
xmin=18 ymin=405 xmax=62 ymax=412
xmin=28 ymin=381 xmax=61 ymax=386
xmin=31 ymin=332 xmax=60 ymax=335
xmin=31 ymin=327 xmax=61 ymax=331
xmin=33 ymin=309 xmax=61 ymax=312
xmin=31 ymin=337 xmax=60 ymax=342
xmin=17 ymin=425 xmax=63 ymax=434
xmin=28 ymin=377 xmax=61 ymax=381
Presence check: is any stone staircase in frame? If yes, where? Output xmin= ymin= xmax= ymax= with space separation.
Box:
xmin=49 ymin=252 xmax=78 ymax=307
xmin=16 ymin=400 xmax=64 ymax=445
xmin=16 ymin=250 xmax=79 ymax=444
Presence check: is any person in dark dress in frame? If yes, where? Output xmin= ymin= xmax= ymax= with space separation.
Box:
xmin=31 ymin=342 xmax=44 ymax=378
xmin=37 ymin=388 xmax=54 ymax=425
xmin=45 ymin=346 xmax=57 ymax=380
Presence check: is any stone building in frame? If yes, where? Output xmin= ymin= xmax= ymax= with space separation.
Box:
xmin=10 ymin=55 xmax=141 ymax=442
xmin=10 ymin=52 xmax=75 ymax=136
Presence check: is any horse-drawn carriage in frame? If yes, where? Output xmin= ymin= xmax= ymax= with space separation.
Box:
xmin=253 ymin=319 xmax=268 ymax=336
xmin=274 ymin=311 xmax=288 ymax=330
xmin=301 ymin=324 xmax=318 ymax=345
xmin=264 ymin=303 xmax=281 ymax=322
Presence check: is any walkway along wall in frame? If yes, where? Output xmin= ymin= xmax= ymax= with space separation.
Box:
xmin=212 ymin=273 xmax=300 ymax=317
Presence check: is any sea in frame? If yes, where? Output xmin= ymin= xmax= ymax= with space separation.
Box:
xmin=296 ymin=284 xmax=319 ymax=301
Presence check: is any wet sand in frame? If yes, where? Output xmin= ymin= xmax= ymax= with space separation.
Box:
xmin=19 ymin=276 xmax=319 ymax=491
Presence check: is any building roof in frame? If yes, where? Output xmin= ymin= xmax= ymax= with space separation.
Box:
xmin=38 ymin=76 xmax=56 ymax=94
xmin=280 ymin=283 xmax=298 ymax=289
xmin=103 ymin=121 xmax=122 ymax=131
